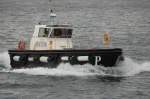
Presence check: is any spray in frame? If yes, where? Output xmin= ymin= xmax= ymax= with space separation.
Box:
xmin=0 ymin=52 xmax=11 ymax=69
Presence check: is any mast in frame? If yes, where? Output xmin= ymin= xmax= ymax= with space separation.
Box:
xmin=49 ymin=9 xmax=56 ymax=25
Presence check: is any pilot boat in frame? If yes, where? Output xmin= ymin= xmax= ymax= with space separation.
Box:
xmin=8 ymin=10 xmax=124 ymax=69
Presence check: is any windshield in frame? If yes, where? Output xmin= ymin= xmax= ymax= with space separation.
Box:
xmin=50 ymin=28 xmax=72 ymax=38
xmin=38 ymin=28 xmax=51 ymax=37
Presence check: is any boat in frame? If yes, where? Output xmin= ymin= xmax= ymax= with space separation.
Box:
xmin=8 ymin=10 xmax=124 ymax=69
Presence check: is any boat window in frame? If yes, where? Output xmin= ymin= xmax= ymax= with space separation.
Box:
xmin=50 ymin=28 xmax=72 ymax=38
xmin=38 ymin=28 xmax=51 ymax=37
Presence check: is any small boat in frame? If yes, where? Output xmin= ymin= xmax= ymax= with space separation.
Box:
xmin=8 ymin=10 xmax=124 ymax=69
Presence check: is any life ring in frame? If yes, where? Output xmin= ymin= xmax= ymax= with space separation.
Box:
xmin=18 ymin=40 xmax=25 ymax=50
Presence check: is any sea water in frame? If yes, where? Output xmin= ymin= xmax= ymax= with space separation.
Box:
xmin=0 ymin=0 xmax=150 ymax=98
xmin=0 ymin=52 xmax=150 ymax=99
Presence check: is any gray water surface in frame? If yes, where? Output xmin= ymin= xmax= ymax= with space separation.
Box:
xmin=0 ymin=0 xmax=150 ymax=99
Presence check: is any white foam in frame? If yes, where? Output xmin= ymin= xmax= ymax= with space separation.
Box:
xmin=10 ymin=63 xmax=104 ymax=76
xmin=7 ymin=57 xmax=150 ymax=76
xmin=0 ymin=52 xmax=11 ymax=69
xmin=116 ymin=57 xmax=150 ymax=76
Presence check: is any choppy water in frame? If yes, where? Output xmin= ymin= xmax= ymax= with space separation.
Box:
xmin=0 ymin=0 xmax=150 ymax=99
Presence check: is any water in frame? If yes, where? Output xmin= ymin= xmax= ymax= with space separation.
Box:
xmin=0 ymin=0 xmax=150 ymax=98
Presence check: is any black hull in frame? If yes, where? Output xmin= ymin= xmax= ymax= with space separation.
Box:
xmin=8 ymin=48 xmax=124 ymax=69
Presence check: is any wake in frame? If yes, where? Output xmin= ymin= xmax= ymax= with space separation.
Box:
xmin=0 ymin=52 xmax=150 ymax=76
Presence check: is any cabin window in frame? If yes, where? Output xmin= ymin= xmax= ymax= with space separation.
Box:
xmin=38 ymin=28 xmax=51 ymax=37
xmin=50 ymin=28 xmax=72 ymax=38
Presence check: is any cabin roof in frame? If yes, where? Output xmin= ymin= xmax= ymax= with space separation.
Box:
xmin=46 ymin=25 xmax=72 ymax=28
xmin=35 ymin=24 xmax=73 ymax=30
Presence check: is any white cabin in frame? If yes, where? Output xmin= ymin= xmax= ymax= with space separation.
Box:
xmin=30 ymin=25 xmax=73 ymax=50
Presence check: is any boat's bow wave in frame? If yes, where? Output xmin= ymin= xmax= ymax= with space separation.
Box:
xmin=0 ymin=52 xmax=11 ymax=69
xmin=0 ymin=52 xmax=150 ymax=76
xmin=9 ymin=64 xmax=105 ymax=76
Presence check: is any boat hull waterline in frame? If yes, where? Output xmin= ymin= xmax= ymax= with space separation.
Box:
xmin=8 ymin=48 xmax=124 ymax=69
